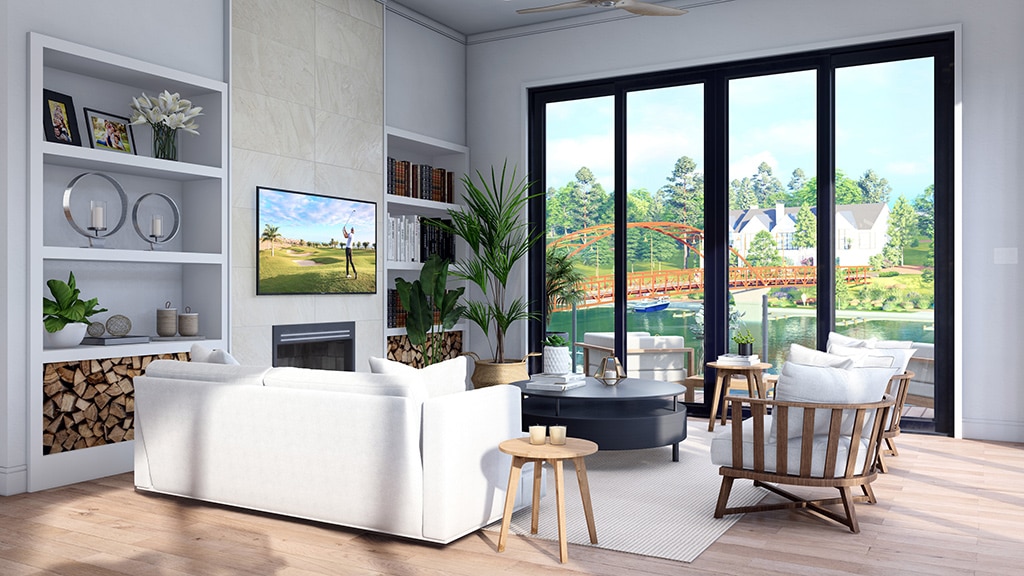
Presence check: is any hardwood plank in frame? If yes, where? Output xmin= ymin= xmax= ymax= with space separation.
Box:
xmin=0 ymin=431 xmax=1020 ymax=575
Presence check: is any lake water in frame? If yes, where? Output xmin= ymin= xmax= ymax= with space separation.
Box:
xmin=550 ymin=302 xmax=934 ymax=374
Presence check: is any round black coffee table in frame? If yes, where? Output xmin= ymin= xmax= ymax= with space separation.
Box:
xmin=513 ymin=377 xmax=688 ymax=461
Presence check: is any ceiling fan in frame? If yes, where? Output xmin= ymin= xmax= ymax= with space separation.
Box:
xmin=516 ymin=0 xmax=688 ymax=17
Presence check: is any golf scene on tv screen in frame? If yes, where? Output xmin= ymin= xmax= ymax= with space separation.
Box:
xmin=257 ymin=187 xmax=376 ymax=295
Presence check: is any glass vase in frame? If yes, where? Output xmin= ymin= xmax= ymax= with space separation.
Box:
xmin=152 ymin=124 xmax=178 ymax=161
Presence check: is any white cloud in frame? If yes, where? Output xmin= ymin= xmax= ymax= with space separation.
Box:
xmin=729 ymin=151 xmax=779 ymax=181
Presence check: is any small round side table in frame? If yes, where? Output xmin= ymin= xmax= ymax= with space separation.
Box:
xmin=496 ymin=436 xmax=598 ymax=563
xmin=706 ymin=361 xmax=772 ymax=431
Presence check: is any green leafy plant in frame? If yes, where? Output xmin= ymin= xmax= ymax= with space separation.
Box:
xmin=545 ymin=246 xmax=586 ymax=325
xmin=395 ymin=254 xmax=465 ymax=366
xmin=731 ymin=328 xmax=755 ymax=345
xmin=43 ymin=272 xmax=107 ymax=333
xmin=542 ymin=333 xmax=569 ymax=348
xmin=441 ymin=160 xmax=544 ymax=363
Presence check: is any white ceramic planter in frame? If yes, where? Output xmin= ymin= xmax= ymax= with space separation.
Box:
xmin=43 ymin=322 xmax=87 ymax=348
xmin=542 ymin=346 xmax=573 ymax=375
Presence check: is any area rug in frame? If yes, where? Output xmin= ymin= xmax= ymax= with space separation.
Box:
xmin=484 ymin=425 xmax=766 ymax=563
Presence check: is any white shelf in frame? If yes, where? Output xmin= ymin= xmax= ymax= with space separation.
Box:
xmin=27 ymin=32 xmax=229 ymax=492
xmin=385 ymin=194 xmax=459 ymax=217
xmin=43 ymin=142 xmax=222 ymax=180
xmin=42 ymin=246 xmax=222 ymax=263
xmin=385 ymin=322 xmax=466 ymax=338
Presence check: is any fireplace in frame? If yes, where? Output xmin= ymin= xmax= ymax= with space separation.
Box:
xmin=272 ymin=322 xmax=354 ymax=371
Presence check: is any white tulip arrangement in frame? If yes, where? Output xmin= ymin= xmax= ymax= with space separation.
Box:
xmin=129 ymin=90 xmax=202 ymax=134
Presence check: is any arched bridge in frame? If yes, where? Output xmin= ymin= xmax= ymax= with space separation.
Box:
xmin=548 ymin=222 xmax=871 ymax=310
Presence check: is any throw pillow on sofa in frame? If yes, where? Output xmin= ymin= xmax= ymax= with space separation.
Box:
xmin=788 ymin=343 xmax=860 ymax=369
xmin=828 ymin=343 xmax=916 ymax=374
xmin=190 ymin=342 xmax=240 ymax=365
xmin=368 ymin=355 xmax=469 ymax=397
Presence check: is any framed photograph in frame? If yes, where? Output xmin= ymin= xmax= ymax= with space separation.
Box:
xmin=84 ymin=108 xmax=136 ymax=155
xmin=43 ymin=89 xmax=81 ymax=146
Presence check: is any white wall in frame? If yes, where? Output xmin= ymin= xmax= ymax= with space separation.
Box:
xmin=230 ymin=0 xmax=384 ymax=367
xmin=1 ymin=1 xmax=226 ymax=495
xmin=385 ymin=6 xmax=466 ymax=146
xmin=465 ymin=0 xmax=1024 ymax=441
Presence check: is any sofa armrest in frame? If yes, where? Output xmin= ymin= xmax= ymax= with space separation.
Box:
xmin=421 ymin=384 xmax=530 ymax=543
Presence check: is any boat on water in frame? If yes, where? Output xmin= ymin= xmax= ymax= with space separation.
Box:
xmin=630 ymin=296 xmax=670 ymax=313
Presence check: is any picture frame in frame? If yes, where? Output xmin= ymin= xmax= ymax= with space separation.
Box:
xmin=43 ymin=89 xmax=81 ymax=146
xmin=84 ymin=108 xmax=136 ymax=155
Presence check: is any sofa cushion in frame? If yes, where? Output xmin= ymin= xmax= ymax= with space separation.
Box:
xmin=788 ymin=343 xmax=859 ymax=368
xmin=827 ymin=331 xmax=914 ymax=352
xmin=142 ymin=359 xmax=269 ymax=385
xmin=367 ymin=356 xmax=469 ymax=397
xmin=770 ymin=361 xmax=897 ymax=441
xmin=829 ymin=343 xmax=916 ymax=374
xmin=263 ymin=367 xmax=429 ymax=400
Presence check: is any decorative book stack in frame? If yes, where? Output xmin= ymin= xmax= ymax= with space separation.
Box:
xmin=526 ymin=372 xmax=587 ymax=392
xmin=715 ymin=353 xmax=760 ymax=366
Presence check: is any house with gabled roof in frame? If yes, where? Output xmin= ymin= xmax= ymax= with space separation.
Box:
xmin=730 ymin=202 xmax=889 ymax=266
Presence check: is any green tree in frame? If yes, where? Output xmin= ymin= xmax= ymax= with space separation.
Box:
xmin=858 ymin=169 xmax=892 ymax=204
xmin=793 ymin=203 xmax=816 ymax=249
xmin=884 ymin=194 xmax=918 ymax=266
xmin=261 ymin=224 xmax=282 ymax=257
xmin=746 ymin=230 xmax=785 ymax=267
xmin=730 ymin=177 xmax=756 ymax=210
xmin=662 ymin=155 xmax=704 ymax=229
xmin=834 ymin=275 xmax=851 ymax=310
xmin=751 ymin=162 xmax=786 ymax=207
xmin=913 ymin=184 xmax=935 ymax=282
xmin=793 ymin=170 xmax=861 ymax=206
xmin=788 ymin=168 xmax=807 ymax=193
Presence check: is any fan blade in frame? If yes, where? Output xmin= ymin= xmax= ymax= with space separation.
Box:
xmin=619 ymin=0 xmax=687 ymax=16
xmin=517 ymin=0 xmax=594 ymax=14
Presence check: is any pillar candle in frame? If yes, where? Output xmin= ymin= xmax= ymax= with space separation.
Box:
xmin=549 ymin=425 xmax=567 ymax=445
xmin=151 ymin=215 xmax=163 ymax=237
xmin=90 ymin=202 xmax=105 ymax=229
xmin=529 ymin=425 xmax=546 ymax=445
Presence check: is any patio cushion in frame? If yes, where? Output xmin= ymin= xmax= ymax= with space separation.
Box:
xmin=787 ymin=343 xmax=859 ymax=368
xmin=829 ymin=343 xmax=916 ymax=374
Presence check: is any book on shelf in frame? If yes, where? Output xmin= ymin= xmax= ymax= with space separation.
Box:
xmin=715 ymin=353 xmax=760 ymax=366
xmin=386 ymin=156 xmax=456 ymax=203
xmin=81 ymin=334 xmax=151 ymax=346
xmin=526 ymin=379 xmax=587 ymax=392
xmin=530 ymin=372 xmax=585 ymax=384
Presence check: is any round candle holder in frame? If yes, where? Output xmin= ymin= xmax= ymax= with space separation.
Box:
xmin=131 ymin=192 xmax=180 ymax=250
xmin=63 ymin=172 xmax=128 ymax=248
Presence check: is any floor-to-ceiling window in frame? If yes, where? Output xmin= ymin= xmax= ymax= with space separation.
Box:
xmin=528 ymin=34 xmax=953 ymax=433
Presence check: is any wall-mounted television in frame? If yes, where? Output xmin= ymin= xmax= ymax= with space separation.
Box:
xmin=257 ymin=186 xmax=377 ymax=295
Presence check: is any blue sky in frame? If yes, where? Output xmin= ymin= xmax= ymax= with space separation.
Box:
xmin=258 ymin=188 xmax=376 ymax=246
xmin=545 ymin=58 xmax=934 ymax=205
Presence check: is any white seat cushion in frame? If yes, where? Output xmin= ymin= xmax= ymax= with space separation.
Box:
xmin=788 ymin=343 xmax=859 ymax=368
xmin=143 ymin=359 xmax=269 ymax=385
xmin=263 ymin=367 xmax=429 ymax=400
xmin=829 ymin=343 xmax=916 ymax=374
xmin=710 ymin=415 xmax=872 ymax=477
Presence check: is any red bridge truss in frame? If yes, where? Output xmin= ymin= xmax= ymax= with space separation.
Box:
xmin=547 ymin=222 xmax=871 ymax=311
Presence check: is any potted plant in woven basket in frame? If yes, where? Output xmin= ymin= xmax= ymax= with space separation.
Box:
xmin=440 ymin=160 xmax=543 ymax=387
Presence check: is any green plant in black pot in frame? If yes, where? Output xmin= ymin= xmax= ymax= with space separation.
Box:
xmin=732 ymin=328 xmax=755 ymax=356
xmin=395 ymin=254 xmax=465 ymax=366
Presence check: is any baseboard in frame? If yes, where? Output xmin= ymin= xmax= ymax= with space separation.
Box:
xmin=0 ymin=464 xmax=28 ymax=496
xmin=962 ymin=418 xmax=1024 ymax=443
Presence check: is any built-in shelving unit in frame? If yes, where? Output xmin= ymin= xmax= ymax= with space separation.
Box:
xmin=383 ymin=128 xmax=467 ymax=344
xmin=27 ymin=33 xmax=228 ymax=491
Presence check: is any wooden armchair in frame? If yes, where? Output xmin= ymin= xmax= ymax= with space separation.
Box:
xmin=712 ymin=393 xmax=895 ymax=533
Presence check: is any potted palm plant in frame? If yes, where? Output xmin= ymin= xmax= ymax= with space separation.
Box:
xmin=395 ymin=254 xmax=465 ymax=367
xmin=442 ymin=160 xmax=544 ymax=387
xmin=43 ymin=271 xmax=107 ymax=348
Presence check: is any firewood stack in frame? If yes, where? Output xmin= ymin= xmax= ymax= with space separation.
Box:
xmin=386 ymin=331 xmax=463 ymax=368
xmin=42 ymin=352 xmax=187 ymax=454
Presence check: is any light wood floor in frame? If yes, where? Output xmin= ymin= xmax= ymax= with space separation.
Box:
xmin=1 ymin=427 xmax=1021 ymax=576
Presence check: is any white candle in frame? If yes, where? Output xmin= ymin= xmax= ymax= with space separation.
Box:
xmin=604 ymin=369 xmax=617 ymax=379
xmin=151 ymin=215 xmax=163 ymax=237
xmin=90 ymin=202 xmax=105 ymax=229
xmin=529 ymin=425 xmax=546 ymax=445
xmin=550 ymin=425 xmax=567 ymax=445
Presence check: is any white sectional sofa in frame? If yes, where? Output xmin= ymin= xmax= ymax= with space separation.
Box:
xmin=133 ymin=358 xmax=537 ymax=544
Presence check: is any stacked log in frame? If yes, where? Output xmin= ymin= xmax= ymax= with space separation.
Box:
xmin=42 ymin=352 xmax=187 ymax=454
xmin=386 ymin=331 xmax=463 ymax=368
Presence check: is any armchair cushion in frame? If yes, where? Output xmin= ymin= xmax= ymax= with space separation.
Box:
xmin=827 ymin=331 xmax=914 ymax=351
xmin=770 ymin=362 xmax=897 ymax=441
xmin=829 ymin=343 xmax=916 ymax=374
xmin=788 ymin=343 xmax=859 ymax=368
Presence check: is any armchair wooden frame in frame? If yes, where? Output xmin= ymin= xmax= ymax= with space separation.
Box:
xmin=714 ymin=393 xmax=895 ymax=533
xmin=877 ymin=370 xmax=914 ymax=473
xmin=575 ymin=341 xmax=695 ymax=381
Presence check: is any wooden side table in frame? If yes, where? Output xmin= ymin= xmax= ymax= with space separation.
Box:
xmin=497 ymin=436 xmax=599 ymax=563
xmin=706 ymin=361 xmax=772 ymax=431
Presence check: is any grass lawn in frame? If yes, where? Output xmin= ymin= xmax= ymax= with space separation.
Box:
xmin=258 ymin=246 xmax=376 ymax=294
